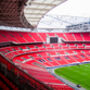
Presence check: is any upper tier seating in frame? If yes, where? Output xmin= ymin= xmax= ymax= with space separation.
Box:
xmin=0 ymin=30 xmax=90 ymax=43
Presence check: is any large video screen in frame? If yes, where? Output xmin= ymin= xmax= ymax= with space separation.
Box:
xmin=50 ymin=37 xmax=58 ymax=43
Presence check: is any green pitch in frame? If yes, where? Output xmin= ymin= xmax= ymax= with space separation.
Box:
xmin=54 ymin=63 xmax=90 ymax=90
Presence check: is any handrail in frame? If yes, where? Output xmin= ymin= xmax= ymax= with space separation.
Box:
xmin=0 ymin=41 xmax=43 ymax=48
xmin=62 ymin=39 xmax=90 ymax=43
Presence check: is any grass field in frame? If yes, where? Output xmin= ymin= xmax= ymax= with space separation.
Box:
xmin=55 ymin=63 xmax=90 ymax=90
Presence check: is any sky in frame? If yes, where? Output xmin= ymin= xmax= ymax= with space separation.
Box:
xmin=38 ymin=0 xmax=90 ymax=28
xmin=48 ymin=0 xmax=90 ymax=17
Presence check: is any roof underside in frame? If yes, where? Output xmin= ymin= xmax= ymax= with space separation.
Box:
xmin=0 ymin=0 xmax=66 ymax=30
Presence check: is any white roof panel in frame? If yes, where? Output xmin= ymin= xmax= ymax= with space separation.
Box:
xmin=24 ymin=0 xmax=67 ymax=27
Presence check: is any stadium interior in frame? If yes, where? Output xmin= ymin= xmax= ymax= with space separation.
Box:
xmin=0 ymin=0 xmax=90 ymax=90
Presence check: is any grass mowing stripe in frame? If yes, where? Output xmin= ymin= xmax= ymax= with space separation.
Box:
xmin=55 ymin=63 xmax=90 ymax=90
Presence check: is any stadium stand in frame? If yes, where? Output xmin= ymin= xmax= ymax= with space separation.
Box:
xmin=1 ymin=30 xmax=90 ymax=89
xmin=0 ymin=0 xmax=90 ymax=90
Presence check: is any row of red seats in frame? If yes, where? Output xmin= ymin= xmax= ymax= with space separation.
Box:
xmin=0 ymin=80 xmax=9 ymax=90
xmin=0 ymin=73 xmax=18 ymax=89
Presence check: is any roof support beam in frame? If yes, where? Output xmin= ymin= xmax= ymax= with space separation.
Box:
xmin=26 ymin=8 xmax=49 ymax=11
xmin=29 ymin=2 xmax=56 ymax=6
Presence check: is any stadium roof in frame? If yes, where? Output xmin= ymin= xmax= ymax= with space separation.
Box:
xmin=0 ymin=0 xmax=66 ymax=30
